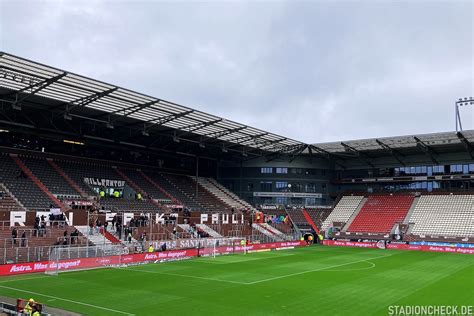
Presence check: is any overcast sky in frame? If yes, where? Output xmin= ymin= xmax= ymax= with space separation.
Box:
xmin=1 ymin=0 xmax=473 ymax=143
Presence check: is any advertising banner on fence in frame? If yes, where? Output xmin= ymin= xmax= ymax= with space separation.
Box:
xmin=323 ymin=240 xmax=474 ymax=254
xmin=0 ymin=241 xmax=307 ymax=276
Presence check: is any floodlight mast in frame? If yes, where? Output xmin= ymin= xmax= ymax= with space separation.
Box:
xmin=455 ymin=97 xmax=474 ymax=132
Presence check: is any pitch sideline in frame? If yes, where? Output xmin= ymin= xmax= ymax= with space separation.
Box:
xmin=0 ymin=285 xmax=135 ymax=315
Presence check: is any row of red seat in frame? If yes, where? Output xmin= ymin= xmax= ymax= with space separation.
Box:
xmin=347 ymin=195 xmax=415 ymax=233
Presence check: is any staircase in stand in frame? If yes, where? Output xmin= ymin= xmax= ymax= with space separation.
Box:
xmin=252 ymin=223 xmax=283 ymax=241
xmin=178 ymin=224 xmax=197 ymax=237
xmin=302 ymin=209 xmax=321 ymax=235
xmin=261 ymin=223 xmax=290 ymax=240
xmin=48 ymin=159 xmax=87 ymax=197
xmin=0 ymin=183 xmax=27 ymax=212
xmin=115 ymin=168 xmax=162 ymax=208
xmin=196 ymin=224 xmax=223 ymax=238
xmin=75 ymin=226 xmax=113 ymax=245
xmin=207 ymin=178 xmax=256 ymax=211
xmin=138 ymin=170 xmax=180 ymax=204
xmin=102 ymin=230 xmax=122 ymax=244
xmin=12 ymin=156 xmax=67 ymax=210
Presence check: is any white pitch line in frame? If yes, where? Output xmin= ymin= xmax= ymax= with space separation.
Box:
xmin=0 ymin=285 xmax=135 ymax=315
xmin=246 ymin=253 xmax=394 ymax=285
xmin=324 ymin=260 xmax=376 ymax=272
xmin=193 ymin=253 xmax=295 ymax=264
xmin=121 ymin=267 xmax=247 ymax=285
xmin=0 ymin=275 xmax=50 ymax=284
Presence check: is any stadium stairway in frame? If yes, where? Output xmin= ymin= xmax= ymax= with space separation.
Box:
xmin=195 ymin=177 xmax=251 ymax=211
xmin=252 ymin=223 xmax=284 ymax=241
xmin=47 ymin=160 xmax=88 ymax=197
xmin=260 ymin=223 xmax=290 ymax=240
xmin=75 ymin=226 xmax=113 ymax=245
xmin=0 ymin=183 xmax=27 ymax=212
xmin=207 ymin=178 xmax=256 ymax=212
xmin=178 ymin=224 xmax=198 ymax=238
xmin=321 ymin=196 xmax=366 ymax=232
xmin=12 ymin=156 xmax=66 ymax=210
xmin=114 ymin=168 xmax=162 ymax=208
xmin=196 ymin=224 xmax=223 ymax=238
xmin=302 ymin=209 xmax=321 ymax=235
xmin=102 ymin=230 xmax=121 ymax=244
xmin=165 ymin=174 xmax=230 ymax=212
xmin=402 ymin=196 xmax=420 ymax=224
xmin=138 ymin=171 xmax=180 ymax=204
xmin=341 ymin=199 xmax=368 ymax=232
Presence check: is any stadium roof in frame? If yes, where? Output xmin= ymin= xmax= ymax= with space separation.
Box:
xmin=0 ymin=52 xmax=304 ymax=154
xmin=309 ymin=130 xmax=474 ymax=167
xmin=1 ymin=52 xmax=472 ymax=163
xmin=312 ymin=131 xmax=474 ymax=153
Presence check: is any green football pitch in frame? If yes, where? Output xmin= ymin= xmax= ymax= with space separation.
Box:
xmin=1 ymin=246 xmax=473 ymax=315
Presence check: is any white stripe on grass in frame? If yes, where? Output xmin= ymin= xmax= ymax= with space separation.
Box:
xmin=0 ymin=275 xmax=50 ymax=284
xmin=122 ymin=253 xmax=395 ymax=285
xmin=246 ymin=253 xmax=395 ymax=284
xmin=192 ymin=253 xmax=295 ymax=264
xmin=0 ymin=285 xmax=135 ymax=315
xmin=120 ymin=267 xmax=248 ymax=284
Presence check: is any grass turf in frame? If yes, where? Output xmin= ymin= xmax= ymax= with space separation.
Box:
xmin=0 ymin=246 xmax=473 ymax=315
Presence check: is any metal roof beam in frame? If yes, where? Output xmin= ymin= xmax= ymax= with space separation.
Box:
xmin=62 ymin=87 xmax=118 ymax=113
xmin=277 ymin=143 xmax=306 ymax=154
xmin=341 ymin=142 xmax=375 ymax=168
xmin=203 ymin=126 xmax=247 ymax=140
xmin=1 ymin=73 xmax=67 ymax=106
xmin=176 ymin=119 xmax=223 ymax=135
xmin=253 ymin=138 xmax=287 ymax=149
xmin=414 ymin=136 xmax=439 ymax=165
xmin=289 ymin=144 xmax=309 ymax=162
xmin=109 ymin=99 xmax=159 ymax=119
xmin=226 ymin=133 xmax=269 ymax=147
xmin=456 ymin=132 xmax=474 ymax=159
xmin=246 ymin=138 xmax=287 ymax=153
xmin=122 ymin=110 xmax=195 ymax=127
xmin=143 ymin=110 xmax=196 ymax=132
xmin=311 ymin=145 xmax=346 ymax=169
xmin=375 ymin=139 xmax=406 ymax=166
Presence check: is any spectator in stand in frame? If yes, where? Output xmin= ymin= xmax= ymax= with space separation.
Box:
xmin=123 ymin=226 xmax=128 ymax=240
xmin=117 ymin=223 xmax=122 ymax=240
xmin=30 ymin=303 xmax=41 ymax=316
xmin=63 ymin=231 xmax=69 ymax=245
xmin=139 ymin=232 xmax=146 ymax=251
xmin=21 ymin=231 xmax=27 ymax=247
xmin=127 ymin=231 xmax=132 ymax=243
xmin=89 ymin=222 xmax=94 ymax=235
xmin=40 ymin=221 xmax=46 ymax=237
xmin=111 ymin=215 xmax=116 ymax=231
xmin=11 ymin=227 xmax=17 ymax=245
xmin=96 ymin=219 xmax=102 ymax=234
xmin=104 ymin=221 xmax=108 ymax=232
xmin=70 ymin=230 xmax=75 ymax=245
xmin=22 ymin=298 xmax=35 ymax=315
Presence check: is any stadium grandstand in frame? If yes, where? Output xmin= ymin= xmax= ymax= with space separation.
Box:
xmin=0 ymin=52 xmax=473 ymax=315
